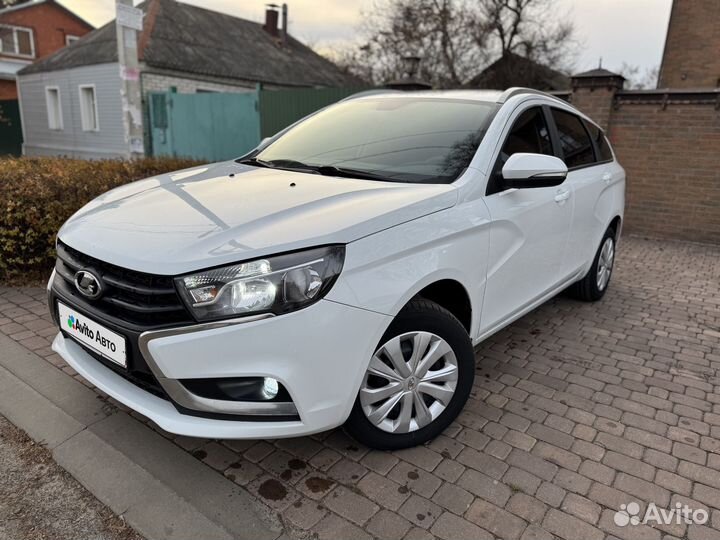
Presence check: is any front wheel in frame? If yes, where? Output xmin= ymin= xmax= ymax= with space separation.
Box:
xmin=345 ymin=299 xmax=475 ymax=450
xmin=569 ymin=227 xmax=616 ymax=302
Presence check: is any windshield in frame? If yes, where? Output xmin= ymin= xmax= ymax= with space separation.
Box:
xmin=251 ymin=97 xmax=498 ymax=184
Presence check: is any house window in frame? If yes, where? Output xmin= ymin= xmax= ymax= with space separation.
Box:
xmin=65 ymin=35 xmax=80 ymax=46
xmin=45 ymin=87 xmax=63 ymax=130
xmin=79 ymin=85 xmax=99 ymax=131
xmin=0 ymin=24 xmax=35 ymax=58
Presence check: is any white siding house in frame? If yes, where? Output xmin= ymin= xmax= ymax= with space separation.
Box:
xmin=19 ymin=63 xmax=127 ymax=158
xmin=16 ymin=0 xmax=361 ymax=159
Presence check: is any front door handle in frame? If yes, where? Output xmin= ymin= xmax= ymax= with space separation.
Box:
xmin=554 ymin=189 xmax=571 ymax=204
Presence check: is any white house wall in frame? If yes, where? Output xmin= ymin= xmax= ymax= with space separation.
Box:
xmin=141 ymin=71 xmax=257 ymax=95
xmin=18 ymin=62 xmax=128 ymax=159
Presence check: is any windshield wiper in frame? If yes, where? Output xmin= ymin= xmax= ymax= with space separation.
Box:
xmin=239 ymin=157 xmax=398 ymax=182
xmin=316 ymin=165 xmax=398 ymax=183
xmin=236 ymin=157 xmax=276 ymax=169
xmin=239 ymin=158 xmax=322 ymax=175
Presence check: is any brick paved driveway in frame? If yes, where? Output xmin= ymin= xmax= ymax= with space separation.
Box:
xmin=1 ymin=236 xmax=720 ymax=540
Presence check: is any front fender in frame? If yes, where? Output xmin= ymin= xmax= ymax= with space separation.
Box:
xmin=326 ymin=202 xmax=492 ymax=339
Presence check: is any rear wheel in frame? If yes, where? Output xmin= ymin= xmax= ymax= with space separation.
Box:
xmin=345 ymin=299 xmax=474 ymax=450
xmin=569 ymin=227 xmax=616 ymax=302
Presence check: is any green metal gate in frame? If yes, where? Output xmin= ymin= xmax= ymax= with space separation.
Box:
xmin=148 ymin=90 xmax=261 ymax=161
xmin=0 ymin=100 xmax=22 ymax=156
xmin=259 ymin=87 xmax=368 ymax=138
xmin=148 ymin=87 xmax=370 ymax=161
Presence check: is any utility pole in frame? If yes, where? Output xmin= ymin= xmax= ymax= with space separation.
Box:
xmin=115 ymin=0 xmax=144 ymax=158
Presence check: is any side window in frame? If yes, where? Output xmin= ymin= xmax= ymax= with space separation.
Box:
xmin=488 ymin=107 xmax=553 ymax=195
xmin=499 ymin=107 xmax=553 ymax=164
xmin=584 ymin=120 xmax=614 ymax=162
xmin=551 ymin=109 xmax=595 ymax=168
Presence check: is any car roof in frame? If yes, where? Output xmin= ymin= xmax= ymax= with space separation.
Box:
xmin=345 ymin=87 xmax=567 ymax=105
xmin=341 ymin=87 xmax=601 ymax=131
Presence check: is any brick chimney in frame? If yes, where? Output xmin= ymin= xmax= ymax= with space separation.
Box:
xmin=658 ymin=0 xmax=720 ymax=88
xmin=264 ymin=4 xmax=280 ymax=38
xmin=569 ymin=68 xmax=625 ymax=131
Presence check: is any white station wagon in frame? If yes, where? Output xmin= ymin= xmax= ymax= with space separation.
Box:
xmin=49 ymin=88 xmax=625 ymax=449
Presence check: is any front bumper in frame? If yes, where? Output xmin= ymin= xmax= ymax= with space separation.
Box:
xmin=51 ymin=297 xmax=391 ymax=439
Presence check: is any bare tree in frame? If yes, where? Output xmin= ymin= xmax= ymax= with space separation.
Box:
xmin=619 ymin=63 xmax=659 ymax=90
xmin=473 ymin=0 xmax=576 ymax=68
xmin=326 ymin=0 xmax=576 ymax=88
xmin=334 ymin=0 xmax=483 ymax=88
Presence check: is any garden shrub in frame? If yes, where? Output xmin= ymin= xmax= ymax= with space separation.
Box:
xmin=0 ymin=156 xmax=204 ymax=282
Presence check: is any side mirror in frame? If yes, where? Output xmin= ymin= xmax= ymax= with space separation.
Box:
xmin=501 ymin=153 xmax=568 ymax=189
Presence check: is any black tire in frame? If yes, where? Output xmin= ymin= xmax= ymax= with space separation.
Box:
xmin=345 ymin=299 xmax=475 ymax=450
xmin=569 ymin=226 xmax=616 ymax=302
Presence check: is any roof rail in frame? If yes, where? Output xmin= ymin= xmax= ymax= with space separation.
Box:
xmin=340 ymin=89 xmax=403 ymax=102
xmin=497 ymin=87 xmax=568 ymax=104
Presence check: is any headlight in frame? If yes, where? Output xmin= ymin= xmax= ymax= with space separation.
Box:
xmin=175 ymin=246 xmax=345 ymax=321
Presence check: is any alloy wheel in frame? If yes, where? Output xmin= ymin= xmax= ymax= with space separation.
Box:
xmin=359 ymin=331 xmax=458 ymax=434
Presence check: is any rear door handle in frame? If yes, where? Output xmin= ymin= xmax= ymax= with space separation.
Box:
xmin=602 ymin=172 xmax=612 ymax=185
xmin=554 ymin=189 xmax=571 ymax=204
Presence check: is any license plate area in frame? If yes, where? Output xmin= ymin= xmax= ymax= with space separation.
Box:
xmin=57 ymin=301 xmax=127 ymax=368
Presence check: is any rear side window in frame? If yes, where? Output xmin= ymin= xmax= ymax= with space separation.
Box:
xmin=551 ymin=109 xmax=595 ymax=168
xmin=584 ymin=121 xmax=614 ymax=162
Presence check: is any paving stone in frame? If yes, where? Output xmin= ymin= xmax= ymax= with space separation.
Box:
xmin=196 ymin=441 xmax=238 ymax=471
xmin=506 ymin=449 xmax=558 ymax=481
xmin=536 ymin=481 xmax=566 ymax=507
xmin=457 ymin=469 xmax=512 ymax=506
xmin=430 ymin=512 xmax=493 ymax=540
xmin=398 ymin=494 xmax=442 ymax=528
xmin=365 ymin=509 xmax=411 ymax=540
xmin=457 ymin=447 xmax=508 ymax=479
xmin=284 ymin=497 xmax=327 ymax=530
xmin=327 ymin=457 xmax=368 ymax=484
xmin=644 ymin=448 xmax=679 ymax=472
xmin=313 ymin=513 xmax=372 ymax=540
xmin=466 ymin=498 xmax=528 ymax=540
xmin=598 ymin=508 xmax=661 ymax=540
xmin=542 ymin=508 xmax=604 ymax=540
xmin=394 ymin=446 xmax=443 ymax=472
xmin=579 ymin=460 xmax=616 ymax=485
xmin=357 ymin=471 xmax=410 ymax=511
xmin=507 ymin=492 xmax=548 ymax=524
xmin=503 ymin=429 xmax=537 ymax=451
xmin=520 ymin=524 xmax=554 ymax=540
xmin=433 ymin=459 xmax=465 ymax=482
xmin=596 ymin=431 xmax=645 ymax=458
xmin=360 ymin=450 xmax=399 ymax=475
xmin=554 ymin=468 xmax=592 ymax=495
xmin=431 ymin=482 xmax=473 ymax=515
xmin=388 ymin=461 xmax=442 ymax=498
xmin=560 ymin=493 xmax=601 ymax=524
xmin=503 ymin=467 xmax=542 ymax=495
xmin=532 ymin=441 xmax=582 ymax=471
xmin=324 ymin=486 xmax=379 ymax=526
xmin=673 ymin=442 xmax=707 ymax=465
xmin=624 ymin=426 xmax=673 ymax=452
xmin=614 ymin=472 xmax=671 ymax=507
xmin=603 ymin=451 xmax=656 ymax=481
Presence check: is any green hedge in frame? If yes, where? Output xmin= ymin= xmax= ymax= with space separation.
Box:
xmin=0 ymin=156 xmax=204 ymax=283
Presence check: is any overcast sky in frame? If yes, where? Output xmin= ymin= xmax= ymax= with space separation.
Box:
xmin=59 ymin=0 xmax=672 ymax=75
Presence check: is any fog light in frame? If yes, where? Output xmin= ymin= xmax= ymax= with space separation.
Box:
xmin=262 ymin=377 xmax=279 ymax=399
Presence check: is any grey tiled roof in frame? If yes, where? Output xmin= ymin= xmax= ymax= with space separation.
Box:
xmin=20 ymin=0 xmax=360 ymax=87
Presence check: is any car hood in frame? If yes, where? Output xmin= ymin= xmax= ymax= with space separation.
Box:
xmin=58 ymin=161 xmax=457 ymax=275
